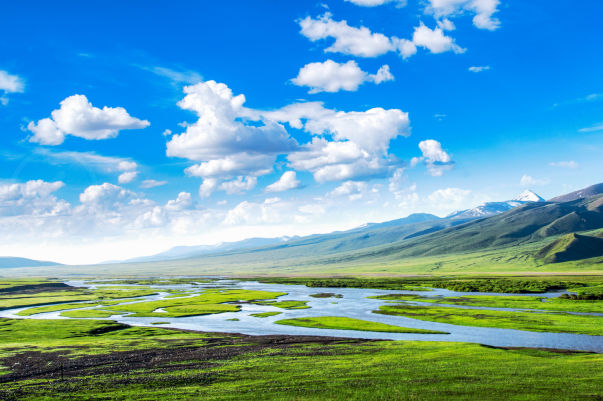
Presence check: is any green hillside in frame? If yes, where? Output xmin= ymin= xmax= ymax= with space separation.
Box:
xmin=535 ymin=233 xmax=603 ymax=263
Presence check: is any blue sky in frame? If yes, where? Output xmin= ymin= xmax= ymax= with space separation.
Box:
xmin=1 ymin=0 xmax=602 ymax=263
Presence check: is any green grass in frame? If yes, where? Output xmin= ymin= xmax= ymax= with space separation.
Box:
xmin=101 ymin=289 xmax=287 ymax=317
xmin=375 ymin=304 xmax=603 ymax=336
xmin=251 ymin=300 xmax=309 ymax=309
xmin=60 ymin=309 xmax=122 ymax=318
xmin=250 ymin=312 xmax=282 ymax=318
xmin=16 ymin=300 xmax=126 ymax=316
xmin=309 ymin=292 xmax=343 ymax=298
xmin=150 ymin=322 xmax=170 ymax=325
xmin=275 ymin=316 xmax=448 ymax=334
xmin=84 ymin=279 xmax=212 ymax=285
xmin=3 ymin=319 xmax=603 ymax=399
xmin=399 ymin=294 xmax=603 ymax=314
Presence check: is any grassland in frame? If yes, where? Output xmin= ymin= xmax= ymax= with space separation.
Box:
xmin=375 ymin=303 xmax=603 ymax=335
xmin=275 ymin=316 xmax=448 ymax=334
xmin=2 ymin=319 xmax=603 ymax=400
xmin=250 ymin=312 xmax=282 ymax=318
xmin=251 ymin=300 xmax=309 ymax=309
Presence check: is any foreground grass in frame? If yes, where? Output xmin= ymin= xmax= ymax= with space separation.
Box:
xmin=275 ymin=316 xmax=448 ymax=334
xmin=2 ymin=319 xmax=603 ymax=400
xmin=250 ymin=312 xmax=282 ymax=318
xmin=376 ymin=304 xmax=603 ymax=336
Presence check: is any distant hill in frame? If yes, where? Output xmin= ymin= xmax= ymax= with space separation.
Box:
xmin=109 ymin=236 xmax=300 ymax=264
xmin=548 ymin=183 xmax=603 ymax=203
xmin=0 ymin=257 xmax=62 ymax=269
xmin=173 ymin=194 xmax=603 ymax=268
xmin=535 ymin=233 xmax=603 ymax=264
xmin=352 ymin=213 xmax=441 ymax=231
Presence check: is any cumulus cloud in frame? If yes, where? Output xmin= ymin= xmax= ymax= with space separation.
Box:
xmin=79 ymin=183 xmax=138 ymax=208
xmin=199 ymin=178 xmax=219 ymax=199
xmin=118 ymin=171 xmax=138 ymax=184
xmin=299 ymin=13 xmax=397 ymax=58
xmin=520 ymin=175 xmax=551 ymax=187
xmin=427 ymin=188 xmax=472 ymax=210
xmin=166 ymin=81 xmax=298 ymax=162
xmin=345 ymin=0 xmax=407 ymax=6
xmin=411 ymin=22 xmax=466 ymax=54
xmin=328 ymin=181 xmax=369 ymax=200
xmin=549 ymin=161 xmax=578 ymax=169
xmin=184 ymin=154 xmax=274 ymax=179
xmin=298 ymin=13 xmax=465 ymax=59
xmin=129 ymin=206 xmax=170 ymax=229
xmin=424 ymin=0 xmax=501 ymax=31
xmin=140 ymin=180 xmax=168 ymax=189
xmin=291 ymin=60 xmax=393 ymax=94
xmin=265 ymin=171 xmax=302 ymax=193
xmin=0 ymin=180 xmax=67 ymax=217
xmin=412 ymin=140 xmax=455 ymax=176
xmin=164 ymin=192 xmax=196 ymax=212
xmin=0 ymin=70 xmax=25 ymax=105
xmin=469 ymin=66 xmax=491 ymax=72
xmin=27 ymin=95 xmax=150 ymax=145
xmin=218 ymin=176 xmax=257 ymax=195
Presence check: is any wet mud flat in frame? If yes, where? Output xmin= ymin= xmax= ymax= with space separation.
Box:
xmin=0 ymin=330 xmax=378 ymax=400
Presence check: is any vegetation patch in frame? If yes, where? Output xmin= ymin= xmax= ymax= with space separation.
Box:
xmin=84 ymin=278 xmax=212 ymax=285
xmin=150 ymin=322 xmax=170 ymax=325
xmin=250 ymin=312 xmax=282 ymax=318
xmin=309 ymin=293 xmax=343 ymax=298
xmin=375 ymin=304 xmax=603 ymax=336
xmin=275 ymin=316 xmax=448 ymax=334
xmin=251 ymin=300 xmax=309 ymax=309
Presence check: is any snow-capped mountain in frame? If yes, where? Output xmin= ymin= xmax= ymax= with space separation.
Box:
xmin=447 ymin=190 xmax=544 ymax=219
xmin=513 ymin=190 xmax=545 ymax=202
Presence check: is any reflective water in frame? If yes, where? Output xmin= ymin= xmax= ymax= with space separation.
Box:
xmin=3 ymin=279 xmax=603 ymax=353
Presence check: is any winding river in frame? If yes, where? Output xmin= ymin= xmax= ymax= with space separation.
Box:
xmin=3 ymin=279 xmax=603 ymax=353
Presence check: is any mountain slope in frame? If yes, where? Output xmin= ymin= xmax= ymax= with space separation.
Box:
xmin=548 ymin=183 xmax=603 ymax=203
xmin=178 ymin=194 xmax=603 ymax=268
xmin=0 ymin=257 xmax=62 ymax=269
xmin=535 ymin=233 xmax=603 ymax=263
xmin=448 ymin=190 xmax=544 ymax=219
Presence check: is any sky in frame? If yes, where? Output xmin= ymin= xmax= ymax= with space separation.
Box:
xmin=1 ymin=0 xmax=602 ymax=264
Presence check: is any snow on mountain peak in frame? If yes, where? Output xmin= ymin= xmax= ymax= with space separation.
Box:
xmin=513 ymin=190 xmax=545 ymax=202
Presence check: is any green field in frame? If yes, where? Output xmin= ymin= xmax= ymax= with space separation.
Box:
xmin=375 ymin=303 xmax=603 ymax=335
xmin=2 ymin=318 xmax=603 ymax=400
xmin=275 ymin=316 xmax=448 ymax=334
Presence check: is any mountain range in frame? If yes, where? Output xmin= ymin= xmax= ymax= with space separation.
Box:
xmin=4 ymin=183 xmax=603 ymax=271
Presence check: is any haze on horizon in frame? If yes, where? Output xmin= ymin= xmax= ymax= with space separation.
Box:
xmin=0 ymin=0 xmax=602 ymax=265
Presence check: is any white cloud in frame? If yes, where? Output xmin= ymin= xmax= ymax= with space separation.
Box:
xmin=217 ymin=200 xmax=227 ymax=205
xmin=578 ymin=123 xmax=603 ymax=133
xmin=469 ymin=66 xmax=491 ymax=72
xmin=412 ymin=22 xmax=466 ymax=54
xmin=427 ymin=187 xmax=472 ymax=208
xmin=292 ymin=60 xmax=393 ymax=93
xmin=298 ymin=204 xmax=327 ymax=214
xmin=162 ymin=129 xmax=172 ymax=137
xmin=520 ymin=175 xmax=551 ymax=187
xmin=184 ymin=154 xmax=274 ymax=179
xmin=265 ymin=171 xmax=302 ymax=193
xmin=199 ymin=178 xmax=219 ymax=199
xmin=299 ymin=13 xmax=466 ymax=59
xmin=165 ymin=192 xmax=196 ymax=212
xmin=328 ymin=181 xmax=368 ymax=200
xmin=140 ymin=180 xmax=168 ymax=189
xmin=549 ymin=161 xmax=578 ymax=169
xmin=0 ymin=70 xmax=25 ymax=105
xmin=345 ymin=0 xmax=406 ymax=6
xmin=415 ymin=140 xmax=455 ymax=176
xmin=265 ymin=197 xmax=282 ymax=204
xmin=151 ymin=67 xmax=202 ymax=85
xmin=27 ymin=94 xmax=149 ymax=145
xmin=79 ymin=183 xmax=137 ymax=208
xmin=219 ymin=176 xmax=257 ymax=195
xmin=299 ymin=13 xmax=397 ymax=57
xmin=0 ymin=180 xmax=68 ymax=217
xmin=166 ymin=81 xmax=298 ymax=161
xmin=424 ymin=0 xmax=501 ymax=31
xmin=129 ymin=206 xmax=170 ymax=229
xmin=117 ymin=161 xmax=137 ymax=171
xmin=118 ymin=171 xmax=138 ymax=184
